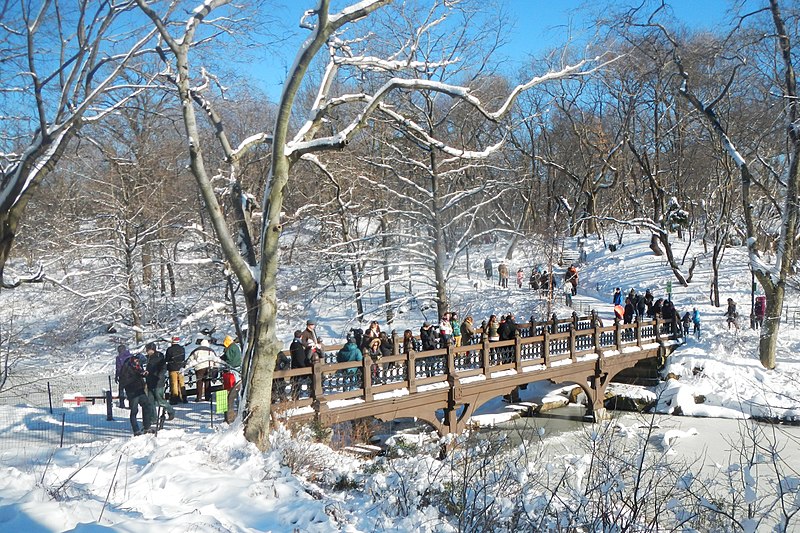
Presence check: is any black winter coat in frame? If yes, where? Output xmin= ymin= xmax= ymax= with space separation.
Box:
xmin=498 ymin=319 xmax=518 ymax=341
xmin=165 ymin=344 xmax=186 ymax=371
xmin=290 ymin=338 xmax=308 ymax=368
xmin=119 ymin=356 xmax=147 ymax=398
xmin=145 ymin=351 xmax=167 ymax=390
xmin=419 ymin=326 xmax=437 ymax=351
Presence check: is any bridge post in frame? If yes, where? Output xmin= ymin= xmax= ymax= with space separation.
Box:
xmin=312 ymin=360 xmax=328 ymax=420
xmin=408 ymin=351 xmax=417 ymax=394
xmin=569 ymin=323 xmax=577 ymax=363
xmin=542 ymin=328 xmax=551 ymax=367
xmin=550 ymin=313 xmax=558 ymax=334
xmin=481 ymin=336 xmax=491 ymax=377
xmin=614 ymin=317 xmax=622 ymax=351
xmin=514 ymin=335 xmax=522 ymax=373
xmin=635 ymin=316 xmax=642 ymax=348
xmin=592 ymin=312 xmax=603 ymax=357
xmin=391 ymin=331 xmax=400 ymax=355
xmin=362 ymin=354 xmax=373 ymax=402
xmin=654 ymin=316 xmax=662 ymax=343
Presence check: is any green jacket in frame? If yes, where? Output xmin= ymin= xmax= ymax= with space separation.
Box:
xmin=222 ymin=343 xmax=242 ymax=370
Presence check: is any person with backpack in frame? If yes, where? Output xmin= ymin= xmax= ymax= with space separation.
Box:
xmin=145 ymin=342 xmax=174 ymax=423
xmin=118 ymin=349 xmax=153 ymax=436
xmin=681 ymin=312 xmax=692 ymax=337
xmin=165 ymin=336 xmax=186 ymax=404
xmin=114 ymin=344 xmax=133 ymax=409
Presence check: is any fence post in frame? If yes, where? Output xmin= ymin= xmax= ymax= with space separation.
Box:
xmin=615 ymin=317 xmax=623 ymax=351
xmin=593 ymin=313 xmax=603 ymax=358
xmin=391 ymin=330 xmax=399 ymax=356
xmin=550 ymin=313 xmax=558 ymax=334
xmin=60 ymin=413 xmax=66 ymax=448
xmin=105 ymin=389 xmax=113 ymax=421
xmin=543 ymin=328 xmax=551 ymax=367
xmin=514 ymin=335 xmax=523 ymax=373
xmin=47 ymin=382 xmax=53 ymax=414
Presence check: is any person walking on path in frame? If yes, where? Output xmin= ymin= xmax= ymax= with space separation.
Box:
xmin=612 ymin=287 xmax=622 ymax=306
xmin=145 ymin=342 xmax=175 ymax=423
xmin=724 ymin=298 xmax=739 ymax=330
xmin=165 ymin=336 xmax=186 ymax=404
xmin=114 ymin=345 xmax=133 ymax=409
xmin=118 ymin=350 xmax=153 ymax=436
xmin=484 ymin=257 xmax=493 ymax=280
xmin=692 ymin=308 xmax=701 ymax=339
xmin=516 ymin=268 xmax=524 ymax=289
xmin=498 ymin=262 xmax=509 ymax=288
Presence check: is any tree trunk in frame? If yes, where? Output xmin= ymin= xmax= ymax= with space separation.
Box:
xmin=381 ymin=214 xmax=393 ymax=326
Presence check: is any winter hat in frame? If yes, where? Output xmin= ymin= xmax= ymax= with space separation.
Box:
xmin=423 ymin=321 xmax=431 ymax=327
xmin=172 ymin=336 xmax=180 ymax=343
xmin=223 ymin=335 xmax=234 ymax=348
xmin=346 ymin=334 xmax=355 ymax=344
xmin=306 ymin=320 xmax=316 ymax=326
xmin=145 ymin=342 xmax=156 ymax=352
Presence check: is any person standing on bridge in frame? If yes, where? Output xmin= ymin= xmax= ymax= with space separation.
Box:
xmin=450 ymin=312 xmax=462 ymax=347
xmin=460 ymin=315 xmax=475 ymax=345
xmin=439 ymin=312 xmax=453 ymax=346
xmin=485 ymin=314 xmax=500 ymax=342
xmin=484 ymin=257 xmax=492 ymax=280
xmin=419 ymin=321 xmax=437 ymax=351
xmin=300 ymin=320 xmax=325 ymax=363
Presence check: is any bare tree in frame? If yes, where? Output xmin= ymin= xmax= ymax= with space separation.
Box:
xmin=0 ymin=1 xmax=157 ymax=288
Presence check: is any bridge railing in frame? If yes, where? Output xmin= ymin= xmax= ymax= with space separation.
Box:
xmin=271 ymin=315 xmax=680 ymax=411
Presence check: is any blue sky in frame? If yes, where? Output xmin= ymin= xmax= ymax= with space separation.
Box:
xmin=254 ymin=0 xmax=734 ymax=102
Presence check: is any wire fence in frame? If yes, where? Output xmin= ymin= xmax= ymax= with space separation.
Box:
xmin=0 ymin=372 xmax=231 ymax=462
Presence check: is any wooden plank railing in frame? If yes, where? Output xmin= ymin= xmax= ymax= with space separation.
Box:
xmin=271 ymin=315 xmax=680 ymax=411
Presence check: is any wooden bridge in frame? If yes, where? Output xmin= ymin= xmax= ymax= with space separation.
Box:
xmin=271 ymin=315 xmax=683 ymax=437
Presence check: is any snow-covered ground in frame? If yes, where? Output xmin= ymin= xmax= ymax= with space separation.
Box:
xmin=2 ymin=233 xmax=800 ymax=531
